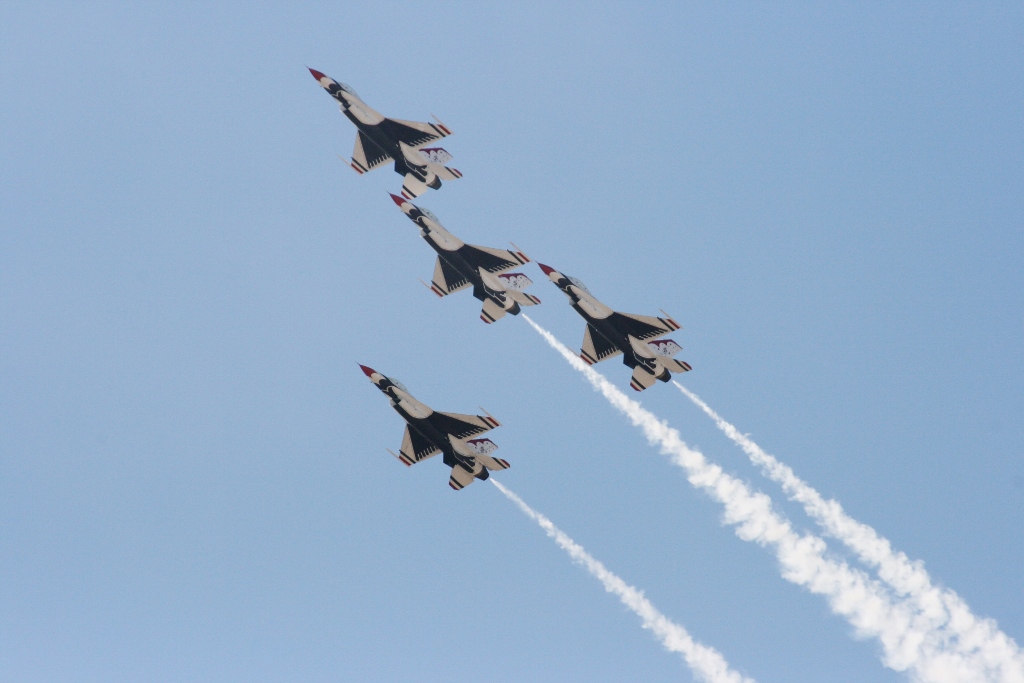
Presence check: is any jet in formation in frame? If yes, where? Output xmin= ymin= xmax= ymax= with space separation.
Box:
xmin=359 ymin=365 xmax=510 ymax=490
xmin=308 ymin=68 xmax=462 ymax=199
xmin=538 ymin=264 xmax=691 ymax=391
xmin=391 ymin=194 xmax=541 ymax=323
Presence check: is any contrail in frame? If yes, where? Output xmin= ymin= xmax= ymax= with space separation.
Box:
xmin=520 ymin=314 xmax=991 ymax=682
xmin=674 ymin=381 xmax=1024 ymax=682
xmin=492 ymin=478 xmax=755 ymax=683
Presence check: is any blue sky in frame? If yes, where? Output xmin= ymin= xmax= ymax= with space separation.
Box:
xmin=2 ymin=3 xmax=1022 ymax=681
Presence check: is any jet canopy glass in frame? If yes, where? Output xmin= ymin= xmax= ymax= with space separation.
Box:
xmin=337 ymin=82 xmax=359 ymax=98
xmin=418 ymin=207 xmax=440 ymax=223
xmin=567 ymin=276 xmax=590 ymax=292
xmin=386 ymin=376 xmax=408 ymax=393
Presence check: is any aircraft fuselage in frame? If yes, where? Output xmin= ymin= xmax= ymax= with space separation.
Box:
xmin=389 ymin=394 xmax=477 ymax=473
xmin=556 ymin=278 xmax=659 ymax=374
xmin=320 ymin=79 xmax=437 ymax=182
xmin=408 ymin=209 xmax=516 ymax=311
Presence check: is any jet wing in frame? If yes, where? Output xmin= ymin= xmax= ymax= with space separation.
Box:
xmin=395 ymin=425 xmax=441 ymax=467
xmin=460 ymin=244 xmax=530 ymax=274
xmin=378 ymin=117 xmax=449 ymax=149
xmin=609 ymin=312 xmax=680 ymax=342
xmin=430 ymin=256 xmax=472 ymax=297
xmin=351 ymin=131 xmax=393 ymax=174
xmin=428 ymin=411 xmax=499 ymax=440
xmin=581 ymin=323 xmax=623 ymax=365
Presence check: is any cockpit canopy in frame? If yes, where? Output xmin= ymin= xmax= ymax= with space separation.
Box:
xmin=386 ymin=376 xmax=408 ymax=393
xmin=337 ymin=82 xmax=359 ymax=98
xmin=418 ymin=207 xmax=439 ymax=224
xmin=567 ymin=276 xmax=590 ymax=293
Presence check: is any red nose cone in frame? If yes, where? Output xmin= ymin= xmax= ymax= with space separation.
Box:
xmin=358 ymin=364 xmax=376 ymax=378
xmin=389 ymin=193 xmax=406 ymax=207
xmin=537 ymin=263 xmax=556 ymax=276
xmin=308 ymin=68 xmax=326 ymax=81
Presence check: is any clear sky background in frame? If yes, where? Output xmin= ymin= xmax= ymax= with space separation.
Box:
xmin=2 ymin=3 xmax=1022 ymax=682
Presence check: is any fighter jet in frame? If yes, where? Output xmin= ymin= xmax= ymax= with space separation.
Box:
xmin=390 ymin=194 xmax=541 ymax=324
xmin=308 ymin=68 xmax=462 ymax=199
xmin=359 ymin=365 xmax=510 ymax=490
xmin=538 ymin=264 xmax=692 ymax=391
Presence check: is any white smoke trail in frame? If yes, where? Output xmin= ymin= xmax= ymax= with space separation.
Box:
xmin=674 ymin=382 xmax=1024 ymax=683
xmin=520 ymin=314 xmax=989 ymax=682
xmin=492 ymin=478 xmax=755 ymax=683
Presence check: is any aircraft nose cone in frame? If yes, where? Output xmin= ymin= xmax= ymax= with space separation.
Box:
xmin=537 ymin=263 xmax=556 ymax=276
xmin=308 ymin=67 xmax=326 ymax=81
xmin=358 ymin=364 xmax=377 ymax=378
xmin=389 ymin=193 xmax=406 ymax=207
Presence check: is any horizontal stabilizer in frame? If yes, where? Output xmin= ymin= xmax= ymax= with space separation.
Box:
xmin=478 ymin=454 xmax=511 ymax=471
xmin=434 ymin=165 xmax=462 ymax=181
xmin=646 ymin=339 xmax=691 ymax=373
xmin=480 ymin=297 xmax=508 ymax=324
xmin=401 ymin=173 xmax=428 ymax=199
xmin=508 ymin=289 xmax=541 ymax=307
xmin=449 ymin=465 xmax=476 ymax=491
xmin=629 ymin=365 xmax=657 ymax=392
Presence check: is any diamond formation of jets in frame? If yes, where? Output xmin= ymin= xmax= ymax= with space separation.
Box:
xmin=308 ymin=68 xmax=462 ymax=199
xmin=390 ymin=194 xmax=540 ymax=323
xmin=359 ymin=365 xmax=510 ymax=490
xmin=311 ymin=67 xmax=696 ymax=488
xmin=538 ymin=264 xmax=692 ymax=391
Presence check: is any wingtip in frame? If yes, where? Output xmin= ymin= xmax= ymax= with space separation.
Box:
xmin=509 ymin=242 xmax=530 ymax=263
xmin=478 ymin=407 xmax=500 ymax=427
xmin=659 ymin=309 xmax=682 ymax=330
xmin=431 ymin=114 xmax=452 ymax=135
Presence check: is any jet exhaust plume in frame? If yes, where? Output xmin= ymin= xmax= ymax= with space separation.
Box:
xmin=673 ymin=382 xmax=1024 ymax=682
xmin=492 ymin=478 xmax=754 ymax=683
xmin=520 ymin=314 xmax=994 ymax=682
